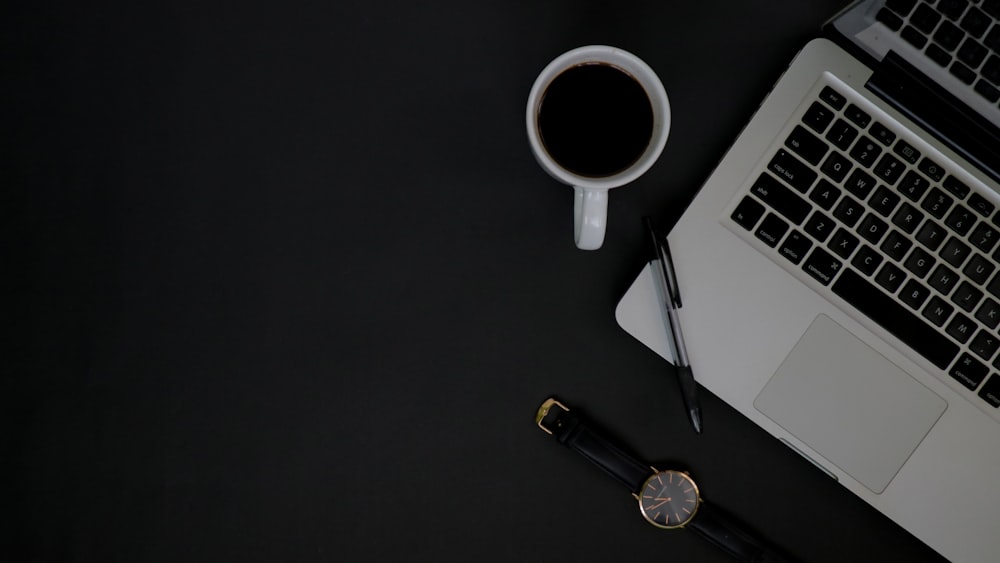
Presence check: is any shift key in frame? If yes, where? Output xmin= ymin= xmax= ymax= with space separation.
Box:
xmin=750 ymin=172 xmax=811 ymax=225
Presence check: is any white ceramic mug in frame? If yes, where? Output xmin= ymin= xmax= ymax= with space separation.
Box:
xmin=526 ymin=45 xmax=670 ymax=250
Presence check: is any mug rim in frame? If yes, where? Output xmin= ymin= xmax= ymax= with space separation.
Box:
xmin=526 ymin=45 xmax=671 ymax=190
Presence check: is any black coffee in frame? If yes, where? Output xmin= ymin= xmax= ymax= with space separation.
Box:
xmin=537 ymin=63 xmax=654 ymax=178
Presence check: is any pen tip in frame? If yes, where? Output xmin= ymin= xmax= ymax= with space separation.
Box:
xmin=691 ymin=410 xmax=702 ymax=434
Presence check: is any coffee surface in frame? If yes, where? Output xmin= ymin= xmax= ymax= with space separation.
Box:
xmin=537 ymin=63 xmax=653 ymax=178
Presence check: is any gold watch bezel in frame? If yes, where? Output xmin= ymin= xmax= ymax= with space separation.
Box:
xmin=633 ymin=468 xmax=701 ymax=529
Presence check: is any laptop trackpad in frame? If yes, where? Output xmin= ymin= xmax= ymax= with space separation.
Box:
xmin=753 ymin=315 xmax=947 ymax=493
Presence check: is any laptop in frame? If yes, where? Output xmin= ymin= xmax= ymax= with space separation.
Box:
xmin=616 ymin=1 xmax=1000 ymax=561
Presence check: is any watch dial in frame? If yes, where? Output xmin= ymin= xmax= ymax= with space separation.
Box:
xmin=638 ymin=470 xmax=700 ymax=529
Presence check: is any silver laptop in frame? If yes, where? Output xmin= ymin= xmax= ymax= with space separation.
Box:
xmin=616 ymin=1 xmax=1000 ymax=561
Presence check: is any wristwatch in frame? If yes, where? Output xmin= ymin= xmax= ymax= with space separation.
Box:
xmin=535 ymin=397 xmax=794 ymax=563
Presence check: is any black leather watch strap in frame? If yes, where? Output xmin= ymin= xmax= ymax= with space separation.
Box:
xmin=536 ymin=399 xmax=651 ymax=492
xmin=688 ymin=501 xmax=792 ymax=563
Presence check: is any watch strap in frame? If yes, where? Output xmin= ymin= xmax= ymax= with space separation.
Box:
xmin=536 ymin=399 xmax=651 ymax=492
xmin=687 ymin=501 xmax=793 ymax=563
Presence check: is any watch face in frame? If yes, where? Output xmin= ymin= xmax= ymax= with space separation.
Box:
xmin=638 ymin=470 xmax=700 ymax=529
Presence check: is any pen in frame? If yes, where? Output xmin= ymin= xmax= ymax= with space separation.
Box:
xmin=644 ymin=217 xmax=703 ymax=434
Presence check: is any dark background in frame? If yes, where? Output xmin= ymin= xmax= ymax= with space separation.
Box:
xmin=4 ymin=1 xmax=947 ymax=561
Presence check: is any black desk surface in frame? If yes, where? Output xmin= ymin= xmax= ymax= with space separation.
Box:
xmin=7 ymin=1 xmax=948 ymax=561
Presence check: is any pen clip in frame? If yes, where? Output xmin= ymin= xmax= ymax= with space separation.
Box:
xmin=643 ymin=217 xmax=682 ymax=309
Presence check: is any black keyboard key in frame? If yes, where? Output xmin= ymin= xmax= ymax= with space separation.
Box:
xmin=901 ymin=279 xmax=933 ymax=309
xmin=918 ymin=157 xmax=945 ymax=182
xmin=905 ymin=246 xmax=937 ymax=277
xmin=833 ymin=195 xmax=865 ymax=228
xmin=927 ymin=43 xmax=954 ymax=67
xmin=902 ymin=25 xmax=930 ymax=49
xmin=821 ymin=151 xmax=853 ymax=183
xmin=929 ymin=264 xmax=961 ymax=294
xmin=934 ymin=20 xmax=966 ymax=50
xmin=987 ymin=271 xmax=1000 ymax=298
xmin=961 ymin=7 xmax=991 ymax=38
xmin=938 ymin=0 xmax=970 ymax=20
xmin=803 ymin=102 xmax=835 ymax=133
xmin=769 ymin=149 xmax=818 ymax=193
xmin=881 ymin=230 xmax=913 ymax=261
xmin=829 ymin=227 xmax=860 ymax=259
xmin=975 ymin=78 xmax=1000 ymax=102
xmin=893 ymin=139 xmax=921 ymax=164
xmin=876 ymin=262 xmax=908 ymax=292
xmin=951 ymin=352 xmax=989 ymax=389
xmin=951 ymin=60 xmax=978 ymax=84
xmin=873 ymin=154 xmax=906 ymax=184
xmin=952 ymin=280 xmax=985 ymax=311
xmin=964 ymin=253 xmax=996 ymax=284
xmin=818 ymin=86 xmax=847 ymax=110
xmin=970 ymin=329 xmax=1000 ymax=362
xmin=870 ymin=185 xmax=902 ymax=217
xmin=982 ymin=54 xmax=1000 ymax=85
xmin=722 ymin=196 xmax=755 ymax=234
xmin=921 ymin=187 xmax=955 ymax=219
xmin=832 ymin=269 xmax=960 ymax=369
xmin=892 ymin=202 xmax=925 ymax=234
xmin=985 ymin=22 xmax=1000 ymax=51
xmin=886 ymin=0 xmax=918 ymax=17
xmin=916 ymin=220 xmax=948 ymax=251
xmin=943 ymin=175 xmax=971 ymax=199
xmin=877 ymin=8 xmax=905 ymax=31
xmin=809 ymin=179 xmax=842 ymax=210
xmin=947 ymin=313 xmax=977 ymax=344
xmin=845 ymin=104 xmax=872 ymax=128
xmin=825 ymin=119 xmax=858 ymax=152
xmin=978 ymin=375 xmax=1000 ymax=408
xmin=869 ymin=122 xmax=896 ymax=146
xmin=853 ymin=244 xmax=884 ymax=275
xmin=897 ymin=170 xmax=931 ymax=201
xmin=804 ymin=211 xmax=835 ymax=242
xmin=975 ymin=297 xmax=1000 ymax=329
xmin=941 ymin=236 xmax=972 ymax=267
xmin=803 ymin=247 xmax=843 ymax=286
xmin=849 ymin=136 xmax=883 ymax=167
xmin=858 ymin=213 xmax=890 ymax=244
xmin=944 ymin=205 xmax=977 ymax=236
xmin=957 ymin=38 xmax=989 ymax=68
xmin=785 ymin=125 xmax=829 ymax=165
xmin=779 ymin=230 xmax=813 ymax=265
xmin=986 ymin=0 xmax=1000 ymax=20
xmin=969 ymin=221 xmax=1000 ymax=252
xmin=750 ymin=173 xmax=811 ymax=224
xmin=968 ymin=193 xmax=995 ymax=218
xmin=844 ymin=169 xmax=877 ymax=200
xmin=911 ymin=4 xmax=943 ymax=33
xmin=923 ymin=295 xmax=955 ymax=326
xmin=755 ymin=213 xmax=789 ymax=248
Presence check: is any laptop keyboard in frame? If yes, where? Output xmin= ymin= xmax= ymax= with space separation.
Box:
xmin=726 ymin=80 xmax=1000 ymax=414
xmin=877 ymin=0 xmax=1000 ymax=104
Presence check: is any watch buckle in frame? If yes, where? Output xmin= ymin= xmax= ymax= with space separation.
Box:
xmin=535 ymin=397 xmax=569 ymax=435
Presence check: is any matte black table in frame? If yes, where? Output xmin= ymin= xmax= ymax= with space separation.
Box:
xmin=6 ymin=1 xmax=947 ymax=561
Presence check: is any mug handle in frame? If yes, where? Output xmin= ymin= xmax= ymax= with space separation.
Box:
xmin=574 ymin=187 xmax=608 ymax=250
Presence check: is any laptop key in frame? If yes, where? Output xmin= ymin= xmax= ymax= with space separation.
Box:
xmin=804 ymin=211 xmax=835 ymax=242
xmin=963 ymin=253 xmax=995 ymax=284
xmin=876 ymin=261 xmax=907 ymax=293
xmin=874 ymin=153 xmax=905 ymax=184
xmin=910 ymin=5 xmax=942 ymax=34
xmin=929 ymin=264 xmax=961 ymax=294
xmin=785 ymin=125 xmax=828 ymax=165
xmin=881 ymin=230 xmax=913 ymax=261
xmin=779 ymin=230 xmax=813 ymax=265
xmin=941 ymin=236 xmax=972 ymax=267
xmin=897 ymin=170 xmax=930 ymax=201
xmin=982 ymin=55 xmax=1000 ymax=85
xmin=923 ymin=295 xmax=955 ymax=326
xmin=844 ymin=104 xmax=871 ymax=129
xmin=951 ymin=60 xmax=978 ymax=84
xmin=942 ymin=175 xmax=971 ymax=199
xmin=809 ymin=179 xmax=841 ymax=210
xmin=974 ymin=78 xmax=1000 ymax=102
xmin=975 ymin=297 xmax=1000 ymax=329
xmin=731 ymin=196 xmax=766 ymax=231
xmin=825 ymin=119 xmax=858 ymax=150
xmin=892 ymin=202 xmax=925 ymax=234
xmin=968 ymin=193 xmax=995 ymax=217
xmin=969 ymin=221 xmax=1000 ymax=252
xmin=755 ymin=213 xmax=789 ymax=248
xmin=905 ymin=246 xmax=937 ymax=278
xmin=802 ymin=247 xmax=842 ymax=285
xmin=870 ymin=185 xmax=901 ymax=217
xmin=893 ymin=139 xmax=921 ymax=164
xmin=970 ymin=330 xmax=1000 ymax=362
xmin=921 ymin=187 xmax=954 ymax=219
xmin=918 ymin=157 xmax=945 ymax=182
xmin=832 ymin=269 xmax=960 ymax=369
xmin=818 ymin=86 xmax=847 ymax=110
xmin=938 ymin=0 xmax=970 ymax=21
xmin=978 ymin=375 xmax=1000 ymax=408
xmin=844 ymin=169 xmax=877 ymax=199
xmin=802 ymin=102 xmax=834 ymax=133
xmin=927 ymin=43 xmax=954 ymax=67
xmin=852 ymin=244 xmax=884 ymax=275
xmin=869 ymin=121 xmax=896 ymax=146
xmin=961 ymin=7 xmax=991 ymax=38
xmin=944 ymin=204 xmax=977 ymax=235
xmin=833 ymin=195 xmax=865 ymax=228
xmin=916 ymin=220 xmax=947 ymax=251
xmin=947 ymin=313 xmax=977 ymax=344
xmin=750 ymin=173 xmax=810 ymax=224
xmin=950 ymin=353 xmax=989 ymax=390
xmin=934 ymin=20 xmax=965 ymax=51
xmin=885 ymin=0 xmax=917 ymax=18
xmin=829 ymin=227 xmax=860 ymax=259
xmin=769 ymin=149 xmax=817 ymax=192
xmin=902 ymin=26 xmax=929 ymax=49
xmin=952 ymin=280 xmax=984 ymax=312
xmin=849 ymin=136 xmax=882 ymax=167
xmin=957 ymin=38 xmax=988 ymax=68
xmin=901 ymin=279 xmax=932 ymax=309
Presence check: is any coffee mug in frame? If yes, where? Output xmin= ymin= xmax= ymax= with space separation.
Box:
xmin=526 ymin=45 xmax=670 ymax=250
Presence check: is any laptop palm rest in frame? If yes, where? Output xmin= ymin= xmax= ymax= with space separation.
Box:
xmin=753 ymin=314 xmax=947 ymax=493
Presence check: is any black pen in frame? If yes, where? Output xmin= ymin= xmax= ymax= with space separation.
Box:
xmin=644 ymin=217 xmax=703 ymax=434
